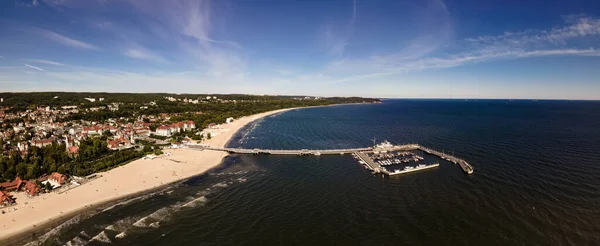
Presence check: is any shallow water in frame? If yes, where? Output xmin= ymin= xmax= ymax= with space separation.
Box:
xmin=24 ymin=99 xmax=600 ymax=245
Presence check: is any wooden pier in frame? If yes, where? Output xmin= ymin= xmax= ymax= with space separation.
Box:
xmin=189 ymin=146 xmax=371 ymax=155
xmin=188 ymin=143 xmax=474 ymax=175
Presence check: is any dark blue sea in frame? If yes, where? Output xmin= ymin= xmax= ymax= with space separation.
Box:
xmin=18 ymin=100 xmax=600 ymax=245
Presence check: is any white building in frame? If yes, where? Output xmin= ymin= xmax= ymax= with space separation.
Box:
xmin=156 ymin=126 xmax=172 ymax=136
xmin=226 ymin=117 xmax=234 ymax=123
xmin=84 ymin=98 xmax=96 ymax=102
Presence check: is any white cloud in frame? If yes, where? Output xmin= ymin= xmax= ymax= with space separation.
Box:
xmin=28 ymin=59 xmax=64 ymax=66
xmin=24 ymin=64 xmax=45 ymax=71
xmin=323 ymin=26 xmax=350 ymax=57
xmin=123 ymin=49 xmax=166 ymax=62
xmin=465 ymin=17 xmax=600 ymax=46
xmin=325 ymin=16 xmax=600 ymax=84
xmin=38 ymin=29 xmax=99 ymax=50
xmin=275 ymin=69 xmax=293 ymax=75
xmin=123 ymin=0 xmax=247 ymax=79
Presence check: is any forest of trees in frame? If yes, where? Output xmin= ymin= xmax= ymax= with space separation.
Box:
xmin=0 ymin=138 xmax=146 ymax=181
xmin=0 ymin=92 xmax=379 ymax=111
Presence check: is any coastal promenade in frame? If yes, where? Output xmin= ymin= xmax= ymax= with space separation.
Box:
xmin=190 ymin=143 xmax=474 ymax=175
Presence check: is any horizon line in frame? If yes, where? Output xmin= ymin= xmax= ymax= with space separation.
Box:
xmin=0 ymin=91 xmax=599 ymax=101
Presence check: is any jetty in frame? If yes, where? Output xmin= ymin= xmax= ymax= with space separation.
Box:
xmin=193 ymin=146 xmax=371 ymax=155
xmin=188 ymin=142 xmax=473 ymax=175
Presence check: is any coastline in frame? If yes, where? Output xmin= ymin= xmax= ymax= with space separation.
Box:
xmin=0 ymin=106 xmax=300 ymax=243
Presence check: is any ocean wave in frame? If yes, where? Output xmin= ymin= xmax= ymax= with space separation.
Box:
xmin=64 ymin=236 xmax=87 ymax=246
xmin=23 ymin=214 xmax=83 ymax=246
xmin=182 ymin=196 xmax=208 ymax=208
xmin=89 ymin=231 xmax=111 ymax=244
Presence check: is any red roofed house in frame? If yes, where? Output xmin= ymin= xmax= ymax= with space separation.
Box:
xmin=169 ymin=124 xmax=181 ymax=134
xmin=31 ymin=139 xmax=54 ymax=148
xmin=107 ymin=138 xmax=131 ymax=150
xmin=23 ymin=180 xmax=40 ymax=197
xmin=0 ymin=191 xmax=15 ymax=207
xmin=186 ymin=120 xmax=196 ymax=130
xmin=68 ymin=146 xmax=79 ymax=157
xmin=0 ymin=177 xmax=23 ymax=191
xmin=48 ymin=172 xmax=67 ymax=185
xmin=156 ymin=125 xmax=171 ymax=136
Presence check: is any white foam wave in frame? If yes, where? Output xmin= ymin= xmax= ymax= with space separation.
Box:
xmin=24 ymin=215 xmax=83 ymax=246
xmin=105 ymin=216 xmax=138 ymax=232
xmin=133 ymin=217 xmax=152 ymax=228
xmin=182 ymin=196 xmax=208 ymax=208
xmin=133 ymin=207 xmax=172 ymax=228
xmin=65 ymin=236 xmax=87 ymax=246
xmin=213 ymin=182 xmax=228 ymax=188
xmin=89 ymin=231 xmax=111 ymax=243
xmin=115 ymin=232 xmax=127 ymax=239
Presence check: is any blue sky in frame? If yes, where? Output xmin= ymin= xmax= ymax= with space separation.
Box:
xmin=1 ymin=0 xmax=600 ymax=99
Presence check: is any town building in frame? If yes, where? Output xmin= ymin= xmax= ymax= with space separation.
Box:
xmin=156 ymin=125 xmax=171 ymax=136
xmin=107 ymin=138 xmax=131 ymax=150
xmin=0 ymin=191 xmax=14 ymax=206
xmin=23 ymin=181 xmax=40 ymax=197
xmin=31 ymin=139 xmax=54 ymax=148
xmin=48 ymin=172 xmax=67 ymax=185
xmin=0 ymin=177 xmax=23 ymax=191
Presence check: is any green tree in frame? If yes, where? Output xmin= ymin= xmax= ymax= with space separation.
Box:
xmin=57 ymin=165 xmax=66 ymax=174
xmin=207 ymin=132 xmax=211 ymax=139
xmin=49 ymin=163 xmax=57 ymax=173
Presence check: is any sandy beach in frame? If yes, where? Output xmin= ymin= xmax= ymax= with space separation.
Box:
xmin=0 ymin=107 xmax=296 ymax=241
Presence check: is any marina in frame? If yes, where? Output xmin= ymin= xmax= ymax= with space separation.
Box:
xmin=189 ymin=141 xmax=474 ymax=176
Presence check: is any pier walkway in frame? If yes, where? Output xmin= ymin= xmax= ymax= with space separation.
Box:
xmin=417 ymin=146 xmax=474 ymax=174
xmin=188 ymin=145 xmax=371 ymax=156
xmin=188 ymin=143 xmax=473 ymax=175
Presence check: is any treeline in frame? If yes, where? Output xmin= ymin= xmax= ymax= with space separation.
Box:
xmin=0 ymin=92 xmax=379 ymax=110
xmin=62 ymin=149 xmax=144 ymax=177
xmin=56 ymin=98 xmax=378 ymax=127
xmin=0 ymin=138 xmax=145 ymax=181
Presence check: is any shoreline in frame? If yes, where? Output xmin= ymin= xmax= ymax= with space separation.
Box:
xmin=0 ymin=106 xmax=302 ymax=243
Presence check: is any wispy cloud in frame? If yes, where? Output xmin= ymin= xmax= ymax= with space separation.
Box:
xmin=38 ymin=29 xmax=99 ymax=50
xmin=321 ymin=0 xmax=358 ymax=57
xmin=126 ymin=0 xmax=247 ymax=78
xmin=465 ymin=17 xmax=600 ymax=46
xmin=15 ymin=0 xmax=39 ymax=8
xmin=24 ymin=63 xmax=45 ymax=71
xmin=28 ymin=59 xmax=64 ymax=66
xmin=0 ymin=56 xmax=4 ymax=59
xmin=123 ymin=48 xmax=166 ymax=63
xmin=325 ymin=16 xmax=600 ymax=84
xmin=275 ymin=69 xmax=294 ymax=75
